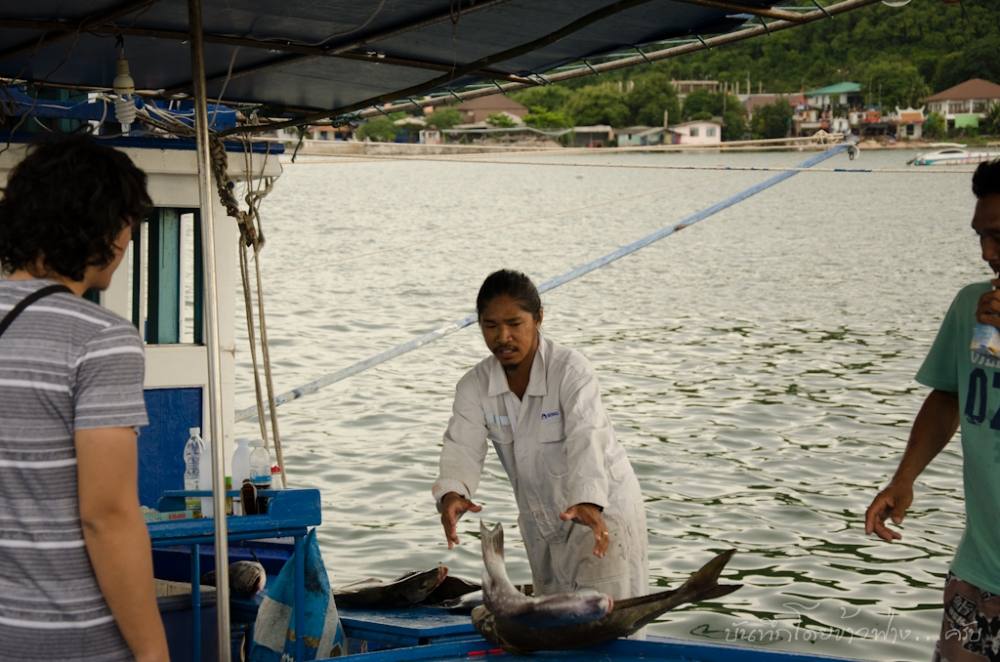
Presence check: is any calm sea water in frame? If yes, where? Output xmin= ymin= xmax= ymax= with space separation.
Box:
xmin=231 ymin=147 xmax=984 ymax=661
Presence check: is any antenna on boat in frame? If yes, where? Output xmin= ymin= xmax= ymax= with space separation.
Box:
xmin=186 ymin=1 xmax=233 ymax=658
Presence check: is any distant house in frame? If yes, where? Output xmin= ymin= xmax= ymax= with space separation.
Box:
xmin=570 ymin=125 xmax=615 ymax=148
xmin=804 ymin=82 xmax=863 ymax=111
xmin=669 ymin=120 xmax=721 ymax=145
xmin=895 ymin=107 xmax=925 ymax=140
xmin=925 ymin=78 xmax=1000 ymax=130
xmin=454 ymin=94 xmax=528 ymax=124
xmin=617 ymin=126 xmax=666 ymax=147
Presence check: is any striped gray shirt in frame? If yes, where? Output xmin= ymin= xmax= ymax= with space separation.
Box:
xmin=0 ymin=279 xmax=147 ymax=661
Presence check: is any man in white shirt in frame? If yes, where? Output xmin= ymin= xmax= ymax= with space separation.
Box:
xmin=432 ymin=269 xmax=647 ymax=599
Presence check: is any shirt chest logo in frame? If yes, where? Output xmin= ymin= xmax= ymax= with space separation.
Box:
xmin=541 ymin=410 xmax=560 ymax=421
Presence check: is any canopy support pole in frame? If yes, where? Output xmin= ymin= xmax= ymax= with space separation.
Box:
xmin=187 ymin=0 xmax=232 ymax=658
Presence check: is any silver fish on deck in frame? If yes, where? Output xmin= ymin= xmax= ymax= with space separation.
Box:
xmin=333 ymin=565 xmax=448 ymax=608
xmin=478 ymin=521 xmax=613 ymax=627
xmin=473 ymin=521 xmax=742 ymax=654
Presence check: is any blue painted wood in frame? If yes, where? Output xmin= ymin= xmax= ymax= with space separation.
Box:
xmin=139 ymin=388 xmax=202 ymax=507
xmin=150 ymin=489 xmax=322 ymax=543
xmin=330 ymin=635 xmax=864 ymax=661
xmin=148 ymin=490 xmax=321 ymax=662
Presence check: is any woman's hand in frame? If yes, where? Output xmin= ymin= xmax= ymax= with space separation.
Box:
xmin=561 ymin=503 xmax=609 ymax=558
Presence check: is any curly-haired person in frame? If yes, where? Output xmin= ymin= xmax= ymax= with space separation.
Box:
xmin=866 ymin=159 xmax=1000 ymax=662
xmin=0 ymin=135 xmax=168 ymax=662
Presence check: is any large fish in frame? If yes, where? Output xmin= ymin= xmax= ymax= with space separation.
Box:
xmin=478 ymin=521 xmax=614 ymax=628
xmin=333 ymin=566 xmax=448 ymax=608
xmin=473 ymin=521 xmax=741 ymax=654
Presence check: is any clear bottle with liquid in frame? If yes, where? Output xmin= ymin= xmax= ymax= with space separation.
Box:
xmin=231 ymin=438 xmax=252 ymax=516
xmin=182 ymin=427 xmax=205 ymax=516
xmin=249 ymin=440 xmax=272 ymax=514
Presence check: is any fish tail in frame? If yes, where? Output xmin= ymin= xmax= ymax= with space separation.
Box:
xmin=678 ymin=549 xmax=741 ymax=603
xmin=619 ymin=549 xmax=741 ymax=629
xmin=479 ymin=520 xmax=505 ymax=562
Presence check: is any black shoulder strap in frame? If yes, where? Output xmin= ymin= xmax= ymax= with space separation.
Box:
xmin=0 ymin=284 xmax=73 ymax=339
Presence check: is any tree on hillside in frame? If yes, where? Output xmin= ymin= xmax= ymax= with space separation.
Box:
xmin=923 ymin=112 xmax=945 ymax=140
xmin=680 ymin=90 xmax=746 ymax=140
xmin=864 ymin=59 xmax=930 ymax=110
xmin=486 ymin=113 xmax=517 ymax=128
xmin=511 ymin=86 xmax=573 ymax=113
xmin=984 ymin=103 xmax=1000 ymax=137
xmin=681 ymin=89 xmax=717 ymax=120
xmin=625 ymin=72 xmax=680 ymax=126
xmin=752 ymin=99 xmax=793 ymax=139
xmin=356 ymin=116 xmax=398 ymax=142
xmin=425 ymin=108 xmax=462 ymax=130
xmin=931 ymin=35 xmax=1000 ymax=92
xmin=524 ymin=109 xmax=573 ymax=129
xmin=563 ymin=84 xmax=630 ymax=126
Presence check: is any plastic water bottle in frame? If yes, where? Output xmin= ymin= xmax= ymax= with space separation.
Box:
xmin=231 ymin=438 xmax=253 ymax=515
xmin=182 ymin=428 xmax=205 ymax=516
xmin=971 ymin=322 xmax=1000 ymax=358
xmin=249 ymin=440 xmax=272 ymax=514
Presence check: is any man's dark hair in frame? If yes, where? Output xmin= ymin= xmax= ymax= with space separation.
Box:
xmin=0 ymin=134 xmax=152 ymax=280
xmin=476 ymin=269 xmax=542 ymax=321
xmin=972 ymin=159 xmax=1000 ymax=199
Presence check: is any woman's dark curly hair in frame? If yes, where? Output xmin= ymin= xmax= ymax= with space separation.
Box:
xmin=0 ymin=134 xmax=152 ymax=280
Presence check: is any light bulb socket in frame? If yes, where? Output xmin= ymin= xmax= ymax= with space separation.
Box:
xmin=112 ymin=55 xmax=135 ymax=96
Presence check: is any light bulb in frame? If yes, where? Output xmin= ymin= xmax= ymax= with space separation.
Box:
xmin=112 ymin=50 xmax=136 ymax=134
xmin=881 ymin=0 xmax=912 ymax=7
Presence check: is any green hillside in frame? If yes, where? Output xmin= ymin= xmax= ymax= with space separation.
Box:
xmin=654 ymin=0 xmax=1000 ymax=97
xmin=505 ymin=1 xmax=1000 ymax=138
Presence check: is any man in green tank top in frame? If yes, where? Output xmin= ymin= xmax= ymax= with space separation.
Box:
xmin=865 ymin=159 xmax=1000 ymax=661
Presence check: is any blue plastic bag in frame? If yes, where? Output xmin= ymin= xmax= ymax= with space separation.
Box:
xmin=250 ymin=529 xmax=346 ymax=660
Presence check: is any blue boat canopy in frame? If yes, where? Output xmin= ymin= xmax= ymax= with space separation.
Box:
xmin=0 ymin=0 xmax=879 ymax=133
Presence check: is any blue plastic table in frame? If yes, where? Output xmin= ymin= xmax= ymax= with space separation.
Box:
xmin=148 ymin=488 xmax=321 ymax=662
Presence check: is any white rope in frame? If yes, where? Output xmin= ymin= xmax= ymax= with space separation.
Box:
xmin=233 ymin=142 xmax=853 ymax=423
xmin=286 ymin=153 xmax=974 ymax=175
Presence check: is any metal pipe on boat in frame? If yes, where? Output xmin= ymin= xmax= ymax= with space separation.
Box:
xmin=186 ymin=0 xmax=232 ymax=657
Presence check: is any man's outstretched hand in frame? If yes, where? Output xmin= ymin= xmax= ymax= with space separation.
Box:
xmin=440 ymin=491 xmax=482 ymax=548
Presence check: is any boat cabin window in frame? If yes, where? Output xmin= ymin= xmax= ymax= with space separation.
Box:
xmin=127 ymin=208 xmax=204 ymax=345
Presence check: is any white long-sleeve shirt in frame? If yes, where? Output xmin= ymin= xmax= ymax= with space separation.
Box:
xmin=433 ymin=333 xmax=639 ymax=544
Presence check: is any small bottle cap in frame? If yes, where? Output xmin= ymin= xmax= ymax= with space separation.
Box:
xmin=270 ymin=465 xmax=281 ymax=474
xmin=249 ymin=439 xmax=263 ymax=447
xmin=189 ymin=427 xmax=201 ymax=436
